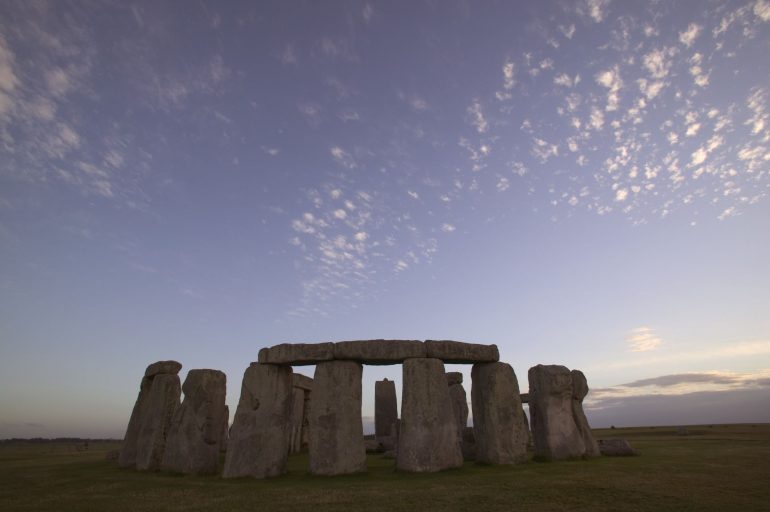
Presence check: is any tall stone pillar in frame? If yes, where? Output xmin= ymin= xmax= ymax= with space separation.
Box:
xmin=219 ymin=405 xmax=229 ymax=452
xmin=308 ymin=360 xmax=366 ymax=475
xmin=375 ymin=378 xmax=398 ymax=451
xmin=397 ymin=358 xmax=463 ymax=472
xmin=571 ymin=369 xmax=600 ymax=457
xmin=161 ymin=369 xmax=227 ymax=475
xmin=222 ymin=363 xmax=293 ymax=478
xmin=528 ymin=364 xmax=585 ymax=460
xmin=471 ymin=362 xmax=528 ymax=464
xmin=119 ymin=360 xmax=182 ymax=470
xmin=288 ymin=387 xmax=305 ymax=454
xmin=446 ymin=372 xmax=468 ymax=442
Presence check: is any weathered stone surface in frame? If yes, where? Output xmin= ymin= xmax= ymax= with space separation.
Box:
xmin=528 ymin=364 xmax=585 ymax=460
xmin=258 ymin=343 xmax=335 ymax=366
xmin=461 ymin=426 xmax=476 ymax=461
xmin=471 ymin=362 xmax=529 ymax=464
xmin=397 ymin=358 xmax=463 ymax=472
xmin=161 ymin=369 xmax=227 ymax=475
xmin=571 ymin=370 xmax=600 ymax=457
xmin=334 ymin=339 xmax=426 ymax=364
xmin=119 ymin=376 xmax=153 ymax=468
xmin=120 ymin=361 xmax=183 ymax=469
xmin=144 ymin=360 xmax=182 ymax=377
xmin=288 ymin=387 xmax=305 ymax=454
xmin=135 ymin=373 xmax=181 ymax=471
xmin=292 ymin=373 xmax=314 ymax=391
xmin=598 ymin=438 xmax=637 ymax=456
xmin=220 ymin=405 xmax=229 ymax=452
xmin=222 ymin=363 xmax=293 ymax=478
xmin=448 ymin=381 xmax=468 ymax=441
xmin=309 ymin=360 xmax=367 ymax=475
xmin=446 ymin=372 xmax=463 ymax=385
xmin=375 ymin=378 xmax=398 ymax=451
xmin=424 ymin=340 xmax=499 ymax=364
xmin=520 ymin=393 xmax=530 ymax=404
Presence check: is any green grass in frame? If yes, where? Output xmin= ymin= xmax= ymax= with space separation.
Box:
xmin=1 ymin=424 xmax=769 ymax=511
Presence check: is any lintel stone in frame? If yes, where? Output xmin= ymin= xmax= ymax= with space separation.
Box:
xmin=258 ymin=343 xmax=335 ymax=365
xmin=425 ymin=340 xmax=499 ymax=364
xmin=334 ymin=339 xmax=426 ymax=364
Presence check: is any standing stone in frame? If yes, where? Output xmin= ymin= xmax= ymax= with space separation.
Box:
xmin=528 ymin=364 xmax=585 ymax=460
xmin=446 ymin=373 xmax=468 ymax=436
xmin=308 ymin=361 xmax=367 ymax=475
xmin=222 ymin=363 xmax=293 ymax=478
xmin=161 ymin=369 xmax=227 ymax=475
xmin=375 ymin=378 xmax=398 ymax=451
xmin=135 ymin=373 xmax=182 ymax=470
xmin=397 ymin=358 xmax=463 ymax=472
xmin=220 ymin=405 xmax=229 ymax=452
xmin=471 ymin=362 xmax=529 ymax=465
xmin=288 ymin=387 xmax=305 ymax=454
xmin=571 ymin=369 xmax=600 ymax=457
xmin=119 ymin=361 xmax=182 ymax=469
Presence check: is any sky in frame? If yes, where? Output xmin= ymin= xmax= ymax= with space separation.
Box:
xmin=1 ymin=0 xmax=769 ymax=439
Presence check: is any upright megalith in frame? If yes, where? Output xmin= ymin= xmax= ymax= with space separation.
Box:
xmin=220 ymin=405 xmax=229 ymax=452
xmin=528 ymin=364 xmax=585 ymax=460
xmin=471 ymin=362 xmax=528 ymax=465
xmin=119 ymin=360 xmax=182 ymax=470
xmin=375 ymin=378 xmax=398 ymax=451
xmin=161 ymin=369 xmax=227 ymax=475
xmin=397 ymin=358 xmax=463 ymax=472
xmin=222 ymin=363 xmax=293 ymax=478
xmin=309 ymin=360 xmax=367 ymax=475
xmin=446 ymin=372 xmax=468 ymax=446
xmin=288 ymin=387 xmax=305 ymax=454
xmin=571 ymin=370 xmax=600 ymax=457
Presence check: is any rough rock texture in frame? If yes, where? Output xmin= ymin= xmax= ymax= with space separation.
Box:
xmin=571 ymin=370 xmax=600 ymax=457
xmin=308 ymin=360 xmax=367 ymax=475
xmin=446 ymin=372 xmax=463 ymax=386
xmin=424 ymin=340 xmax=499 ymax=364
xmin=161 ymin=369 xmax=227 ymax=475
xmin=519 ymin=393 xmax=530 ymax=404
xmin=375 ymin=378 xmax=398 ymax=451
xmin=119 ymin=361 xmax=182 ymax=469
xmin=334 ymin=339 xmax=426 ymax=364
xmin=288 ymin=387 xmax=305 ymax=454
xmin=598 ymin=438 xmax=637 ymax=456
xmin=222 ymin=363 xmax=293 ymax=478
xmin=471 ymin=362 xmax=529 ymax=464
xmin=461 ymin=426 xmax=476 ymax=461
xmin=258 ymin=343 xmax=335 ymax=366
xmin=528 ymin=364 xmax=585 ymax=460
xmin=145 ymin=360 xmax=183 ymax=378
xmin=448 ymin=380 xmax=468 ymax=443
xmin=397 ymin=358 xmax=463 ymax=472
xmin=220 ymin=405 xmax=229 ymax=452
xmin=292 ymin=373 xmax=314 ymax=391
xmin=134 ymin=373 xmax=182 ymax=470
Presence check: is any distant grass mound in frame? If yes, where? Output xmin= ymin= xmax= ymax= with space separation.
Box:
xmin=1 ymin=424 xmax=769 ymax=511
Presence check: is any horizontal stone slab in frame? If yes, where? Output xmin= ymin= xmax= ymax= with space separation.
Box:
xmin=292 ymin=373 xmax=314 ymax=390
xmin=519 ymin=393 xmax=530 ymax=404
xmin=425 ymin=340 xmax=499 ymax=364
xmin=144 ymin=360 xmax=182 ymax=377
xmin=445 ymin=372 xmax=463 ymax=385
xmin=258 ymin=343 xmax=335 ymax=366
xmin=333 ymin=339 xmax=426 ymax=364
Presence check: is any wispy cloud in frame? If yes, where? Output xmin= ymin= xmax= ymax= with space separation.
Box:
xmin=626 ymin=326 xmax=663 ymax=352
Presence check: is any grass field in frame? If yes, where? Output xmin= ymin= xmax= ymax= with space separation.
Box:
xmin=1 ymin=424 xmax=769 ymax=511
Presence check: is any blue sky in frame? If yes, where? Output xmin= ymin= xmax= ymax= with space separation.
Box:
xmin=1 ymin=0 xmax=770 ymax=438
